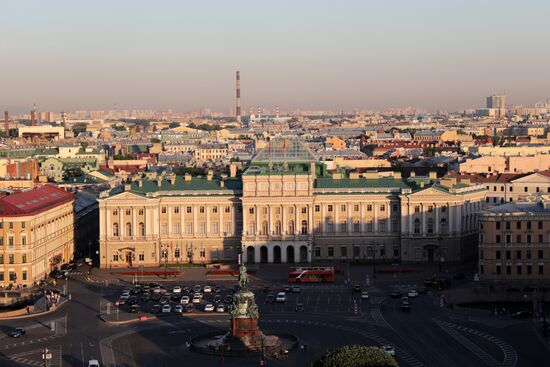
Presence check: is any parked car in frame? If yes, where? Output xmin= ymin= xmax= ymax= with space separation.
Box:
xmin=215 ymin=304 xmax=225 ymax=313
xmin=204 ymin=304 xmax=215 ymax=312
xmin=161 ymin=305 xmax=171 ymax=313
xmin=382 ymin=345 xmax=395 ymax=356
xmin=193 ymin=285 xmax=202 ymax=293
xmin=276 ymin=292 xmax=286 ymax=303
xmin=352 ymin=285 xmax=362 ymax=293
xmin=512 ymin=311 xmax=533 ymax=319
xmin=361 ymin=291 xmax=369 ymax=300
xmin=266 ymin=294 xmax=275 ymax=303
xmin=180 ymin=296 xmax=190 ymax=305
xmin=9 ymin=328 xmax=25 ymax=338
xmin=172 ymin=286 xmax=182 ymax=294
xmin=151 ymin=304 xmax=161 ymax=313
xmin=400 ymin=298 xmax=410 ymax=311
xmin=185 ymin=304 xmax=194 ymax=313
xmin=283 ymin=285 xmax=291 ymax=292
xmin=174 ymin=305 xmax=184 ymax=313
xmin=130 ymin=305 xmax=140 ymax=313
xmin=263 ymin=286 xmax=272 ymax=293
xmin=140 ymin=294 xmax=150 ymax=302
xmin=295 ymin=303 xmax=305 ymax=312
xmin=203 ymin=286 xmax=212 ymax=293
xmin=160 ymin=296 xmax=170 ymax=304
xmin=224 ymin=295 xmax=234 ymax=304
xmin=213 ymin=286 xmax=223 ymax=293
xmin=192 ymin=295 xmax=201 ymax=304
xmin=213 ymin=295 xmax=222 ymax=303
xmin=391 ymin=290 xmax=402 ymax=298
xmin=418 ymin=287 xmax=428 ymax=294
xmin=88 ymin=360 xmax=100 ymax=367
xmin=408 ymin=290 xmax=419 ymax=298
xmin=292 ymin=285 xmax=301 ymax=293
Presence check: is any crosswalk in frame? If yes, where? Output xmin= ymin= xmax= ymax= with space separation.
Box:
xmin=8 ymin=345 xmax=62 ymax=367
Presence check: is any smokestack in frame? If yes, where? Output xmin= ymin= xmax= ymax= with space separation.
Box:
xmin=31 ymin=103 xmax=36 ymax=126
xmin=275 ymin=105 xmax=279 ymax=118
xmin=4 ymin=111 xmax=8 ymax=137
xmin=236 ymin=71 xmax=242 ymax=124
xmin=257 ymin=106 xmax=261 ymax=118
xmin=248 ymin=106 xmax=253 ymax=116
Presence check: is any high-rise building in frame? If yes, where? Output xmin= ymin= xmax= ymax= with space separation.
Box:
xmin=486 ymin=95 xmax=506 ymax=109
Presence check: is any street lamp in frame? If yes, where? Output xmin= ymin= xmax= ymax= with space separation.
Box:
xmin=42 ymin=347 xmax=52 ymax=367
xmin=162 ymin=247 xmax=168 ymax=279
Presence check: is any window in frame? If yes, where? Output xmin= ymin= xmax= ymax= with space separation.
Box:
xmin=199 ymin=222 xmax=206 ymax=234
xmin=496 ymin=235 xmax=501 ymax=243
xmin=302 ymin=206 xmax=307 ymax=214
xmin=392 ymin=204 xmax=398 ymax=212
xmin=506 ymin=222 xmax=511 ymax=230
xmin=199 ymin=207 xmax=205 ymax=213
xmin=340 ymin=221 xmax=347 ymax=233
xmin=506 ymin=265 xmax=511 ymax=275
xmin=8 ymin=222 xmax=12 ymax=229
xmin=161 ymin=223 xmax=168 ymax=234
xmin=327 ymin=220 xmax=334 ymax=233
xmin=138 ymin=209 xmax=144 ymax=215
xmin=527 ymin=265 xmax=532 ymax=274
xmin=415 ymin=247 xmax=422 ymax=260
xmin=517 ymin=265 xmax=522 ymax=275
xmin=200 ymin=249 xmax=206 ymax=258
xmin=139 ymin=252 xmax=145 ymax=261
xmin=354 ymin=205 xmax=359 ymax=212
xmin=175 ymin=248 xmax=181 ymax=258
xmin=328 ymin=247 xmax=334 ymax=257
xmin=327 ymin=205 xmax=333 ymax=212
xmin=341 ymin=246 xmax=347 ymax=257
xmin=261 ymin=221 xmax=268 ymax=235
xmin=249 ymin=207 xmax=254 ymax=214
xmin=0 ymin=255 xmax=2 ymax=264
xmin=496 ymin=265 xmax=501 ymax=275
xmin=527 ymin=221 xmax=531 ymax=230
xmin=496 ymin=222 xmax=501 ymax=230
xmin=526 ymin=234 xmax=531 ymax=243
xmin=289 ymin=207 xmax=294 ymax=214
xmin=480 ymin=265 xmax=484 ymax=274
xmin=8 ymin=237 xmax=13 ymax=247
xmin=496 ymin=250 xmax=501 ymax=259
xmin=9 ymin=254 xmax=14 ymax=264
xmin=113 ymin=253 xmax=119 ymax=262
xmin=442 ymin=206 xmax=447 ymax=213
xmin=186 ymin=223 xmax=193 ymax=234
xmin=516 ymin=222 xmax=521 ymax=229
xmin=393 ymin=247 xmax=399 ymax=257
xmin=367 ymin=205 xmax=372 ymax=211
xmin=428 ymin=205 xmax=433 ymax=212
xmin=173 ymin=223 xmax=180 ymax=234
xmin=113 ymin=209 xmax=118 ymax=216
xmin=0 ymin=272 xmax=3 ymax=281
xmin=288 ymin=220 xmax=295 ymax=234
xmin=315 ymin=205 xmax=320 ymax=212
xmin=527 ymin=250 xmax=532 ymax=259
xmin=440 ymin=218 xmax=448 ymax=234
xmin=367 ymin=221 xmax=373 ymax=232
xmin=427 ymin=218 xmax=434 ymax=234
xmin=539 ymin=221 xmax=543 ymax=229
xmin=516 ymin=250 xmax=522 ymax=260
xmin=353 ymin=246 xmax=360 ymax=257
xmin=538 ymin=250 xmax=544 ymax=259
xmin=21 ymin=222 xmax=25 ymax=229
xmin=262 ymin=207 xmax=268 ymax=215
xmin=314 ymin=247 xmax=321 ymax=257
xmin=224 ymin=221 xmax=231 ymax=234
xmin=506 ymin=250 xmax=511 ymax=260
xmin=186 ymin=206 xmax=192 ymax=213
xmin=274 ymin=221 xmax=282 ymax=235
xmin=414 ymin=219 xmax=421 ymax=234
xmin=539 ymin=234 xmax=543 ymax=243
xmin=315 ymin=221 xmax=322 ymax=234
xmin=353 ymin=220 xmax=360 ymax=233
xmin=379 ymin=220 xmax=386 ymax=233
xmin=9 ymin=271 xmax=16 ymax=281
xmin=539 ymin=265 xmax=544 ymax=275
xmin=524 ymin=186 xmax=528 ymax=192
xmin=22 ymin=253 xmax=26 ymax=263
xmin=301 ymin=220 xmax=308 ymax=234
xmin=225 ymin=206 xmax=231 ymax=213
xmin=414 ymin=206 xmax=420 ymax=213
xmin=139 ymin=223 xmax=145 ymax=236
xmin=21 ymin=236 xmax=26 ymax=246
xmin=380 ymin=205 xmax=385 ymax=212
xmin=392 ymin=219 xmax=399 ymax=232
xmin=113 ymin=223 xmax=119 ymax=236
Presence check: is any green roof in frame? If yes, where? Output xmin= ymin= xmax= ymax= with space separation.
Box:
xmin=244 ymin=162 xmax=313 ymax=176
xmin=315 ymin=177 xmax=409 ymax=189
xmin=96 ymin=169 xmax=115 ymax=177
xmin=127 ymin=175 xmax=242 ymax=196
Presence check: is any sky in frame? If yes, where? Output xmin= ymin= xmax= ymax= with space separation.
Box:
xmin=1 ymin=0 xmax=549 ymax=113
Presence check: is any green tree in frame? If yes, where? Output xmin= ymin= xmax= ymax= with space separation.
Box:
xmin=168 ymin=122 xmax=180 ymax=129
xmin=313 ymin=345 xmax=398 ymax=367
xmin=151 ymin=137 xmax=161 ymax=144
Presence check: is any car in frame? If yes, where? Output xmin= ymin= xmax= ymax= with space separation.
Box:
xmin=192 ymin=295 xmax=201 ymax=304
xmin=160 ymin=296 xmax=170 ymax=304
xmin=171 ymin=294 xmax=182 ymax=302
xmin=203 ymin=286 xmax=212 ymax=293
xmin=151 ymin=304 xmax=161 ymax=313
xmin=352 ymin=284 xmax=362 ymax=293
xmin=172 ymin=286 xmax=182 ymax=294
xmin=213 ymin=286 xmax=223 ymax=293
xmin=213 ymin=295 xmax=222 ymax=303
xmin=182 ymin=286 xmax=191 ymax=293
xmin=193 ymin=285 xmax=202 ymax=293
xmin=140 ymin=294 xmax=150 ymax=302
xmin=215 ymin=304 xmax=225 ymax=313
xmin=152 ymin=287 xmax=162 ymax=294
xmin=151 ymin=294 xmax=161 ymax=302
xmin=512 ymin=311 xmax=533 ymax=319
xmin=361 ymin=291 xmax=369 ymax=300
xmin=292 ymin=285 xmax=301 ymax=293
xmin=9 ymin=328 xmax=25 ymax=338
xmin=130 ymin=304 xmax=140 ymax=313
xmin=263 ymin=286 xmax=272 ymax=293
xmin=174 ymin=305 xmax=184 ymax=313
xmin=128 ymin=296 xmax=139 ymax=305
xmin=408 ymin=290 xmax=419 ymax=298
xmin=224 ymin=295 xmax=234 ymax=304
xmin=382 ymin=345 xmax=395 ymax=356
xmin=204 ymin=304 xmax=215 ymax=312
xmin=88 ymin=360 xmax=100 ymax=367
xmin=118 ymin=295 xmax=129 ymax=305
xmin=122 ymin=287 xmax=132 ymax=294
xmin=185 ymin=304 xmax=194 ymax=313
xmin=391 ymin=290 xmax=402 ymax=298
xmin=266 ymin=294 xmax=275 ymax=303
xmin=133 ymin=285 xmax=143 ymax=294
xmin=418 ymin=287 xmax=428 ymax=294
xmin=295 ymin=303 xmax=305 ymax=312
xmin=276 ymin=292 xmax=286 ymax=303
xmin=400 ymin=298 xmax=410 ymax=311
xmin=283 ymin=285 xmax=291 ymax=292
xmin=180 ymin=296 xmax=190 ymax=304
xmin=161 ymin=305 xmax=171 ymax=313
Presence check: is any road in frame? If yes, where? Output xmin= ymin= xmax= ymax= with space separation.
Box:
xmin=0 ymin=268 xmax=549 ymax=366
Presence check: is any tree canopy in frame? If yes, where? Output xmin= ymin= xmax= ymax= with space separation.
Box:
xmin=313 ymin=345 xmax=399 ymax=367
xmin=188 ymin=122 xmax=222 ymax=131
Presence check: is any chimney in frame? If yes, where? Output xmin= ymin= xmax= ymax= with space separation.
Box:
xmin=207 ymin=170 xmax=214 ymax=181
xmin=429 ymin=171 xmax=437 ymax=179
xmin=236 ymin=71 xmax=242 ymax=125
xmin=138 ymin=180 xmax=143 ymax=188
xmin=220 ymin=180 xmax=225 ymax=188
xmin=31 ymin=104 xmax=36 ymax=126
xmin=157 ymin=178 xmax=163 ymax=187
xmin=4 ymin=111 xmax=8 ymax=136
xmin=310 ymin=162 xmax=316 ymax=177
xmin=184 ymin=174 xmax=192 ymax=182
xmin=124 ymin=183 xmax=131 ymax=191
xmin=230 ymin=163 xmax=237 ymax=178
xmin=170 ymin=176 xmax=176 ymax=185
xmin=393 ymin=171 xmax=402 ymax=179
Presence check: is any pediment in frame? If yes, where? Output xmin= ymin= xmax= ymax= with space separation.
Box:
xmin=407 ymin=186 xmax=455 ymax=199
xmin=106 ymin=191 xmax=146 ymax=201
xmin=511 ymin=173 xmax=550 ymax=184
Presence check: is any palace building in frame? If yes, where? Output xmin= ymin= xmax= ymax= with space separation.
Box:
xmin=98 ymin=138 xmax=486 ymax=268
xmin=0 ymin=185 xmax=75 ymax=287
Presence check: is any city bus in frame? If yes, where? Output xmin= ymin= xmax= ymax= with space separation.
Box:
xmin=288 ymin=266 xmax=335 ymax=283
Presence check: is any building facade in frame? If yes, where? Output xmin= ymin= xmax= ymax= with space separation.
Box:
xmin=98 ymin=138 xmax=487 ymax=268
xmin=0 ymin=185 xmax=74 ymax=287
xmin=478 ymin=198 xmax=550 ymax=282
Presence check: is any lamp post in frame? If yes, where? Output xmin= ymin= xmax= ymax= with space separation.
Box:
xmin=42 ymin=347 xmax=52 ymax=367
xmin=162 ymin=247 xmax=168 ymax=279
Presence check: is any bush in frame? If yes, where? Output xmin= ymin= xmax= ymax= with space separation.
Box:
xmin=314 ymin=345 xmax=398 ymax=367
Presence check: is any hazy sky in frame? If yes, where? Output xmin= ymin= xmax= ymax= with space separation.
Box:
xmin=1 ymin=0 xmax=549 ymax=113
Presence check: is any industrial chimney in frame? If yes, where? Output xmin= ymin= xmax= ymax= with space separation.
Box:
xmin=4 ymin=111 xmax=8 ymax=137
xmin=31 ymin=103 xmax=37 ymax=126
xmin=236 ymin=71 xmax=242 ymax=125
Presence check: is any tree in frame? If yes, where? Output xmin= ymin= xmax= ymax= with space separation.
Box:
xmin=169 ymin=122 xmax=180 ymax=129
xmin=151 ymin=137 xmax=161 ymax=144
xmin=313 ymin=345 xmax=398 ymax=367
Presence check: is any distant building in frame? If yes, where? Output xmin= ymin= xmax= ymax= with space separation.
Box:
xmin=18 ymin=125 xmax=65 ymax=140
xmin=0 ymin=185 xmax=74 ymax=287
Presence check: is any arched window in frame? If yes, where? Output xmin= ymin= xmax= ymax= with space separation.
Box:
xmin=261 ymin=221 xmax=268 ymax=236
xmin=249 ymin=221 xmax=255 ymax=235
xmin=301 ymin=220 xmax=308 ymax=234
xmin=440 ymin=218 xmax=448 ymax=234
xmin=427 ymin=218 xmax=434 ymax=234
xmin=288 ymin=220 xmax=295 ymax=235
xmin=113 ymin=223 xmax=119 ymax=236
xmin=126 ymin=222 xmax=132 ymax=236
xmin=414 ymin=219 xmax=421 ymax=234
xmin=139 ymin=222 xmax=145 ymax=236
xmin=275 ymin=221 xmax=282 ymax=236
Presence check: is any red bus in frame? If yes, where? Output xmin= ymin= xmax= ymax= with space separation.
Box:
xmin=288 ymin=266 xmax=335 ymax=283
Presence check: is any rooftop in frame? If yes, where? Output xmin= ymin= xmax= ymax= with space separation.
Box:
xmin=0 ymin=185 xmax=73 ymax=216
xmin=252 ymin=137 xmax=317 ymax=163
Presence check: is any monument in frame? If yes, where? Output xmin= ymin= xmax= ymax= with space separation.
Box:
xmin=190 ymin=263 xmax=297 ymax=357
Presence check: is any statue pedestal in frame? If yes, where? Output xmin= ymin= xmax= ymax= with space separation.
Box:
xmin=232 ymin=317 xmax=263 ymax=347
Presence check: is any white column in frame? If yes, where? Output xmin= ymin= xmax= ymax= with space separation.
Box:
xmin=347 ymin=202 xmax=352 ymax=234
xmin=206 ymin=205 xmax=210 ymax=235
xmin=219 ymin=205 xmax=223 ymax=237
xmin=269 ymin=205 xmax=273 ymax=236
xmin=294 ymin=204 xmax=299 ymax=235
xmin=167 ymin=208 xmax=172 ymax=237
xmin=435 ymin=205 xmax=440 ymax=234
xmin=307 ymin=244 xmax=312 ymax=263
xmin=401 ymin=203 xmax=408 ymax=234
xmin=254 ymin=245 xmax=261 ymax=263
xmin=448 ymin=204 xmax=454 ymax=234
xmin=361 ymin=203 xmax=366 ymax=233
xmin=255 ymin=205 xmax=260 ymax=236
xmin=268 ymin=245 xmax=274 ymax=263
xmin=180 ymin=206 xmax=185 ymax=238
xmin=281 ymin=244 xmax=288 ymax=263
xmin=282 ymin=205 xmax=287 ymax=235
xmin=321 ymin=204 xmax=326 ymax=233
xmin=335 ymin=203 xmax=340 ymax=232
xmin=308 ymin=204 xmax=313 ymax=234
xmin=422 ymin=205 xmax=426 ymax=235
xmin=242 ymin=244 xmax=248 ymax=263
xmin=374 ymin=203 xmax=379 ymax=233
xmin=193 ymin=205 xmax=198 ymax=235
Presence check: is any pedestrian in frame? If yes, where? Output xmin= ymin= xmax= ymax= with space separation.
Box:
xmin=26 ymin=306 xmax=30 ymax=314
xmin=284 ymin=349 xmax=289 ymax=357
xmin=300 ymin=345 xmax=304 ymax=352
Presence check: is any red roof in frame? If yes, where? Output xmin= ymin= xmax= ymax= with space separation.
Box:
xmin=0 ymin=185 xmax=73 ymax=216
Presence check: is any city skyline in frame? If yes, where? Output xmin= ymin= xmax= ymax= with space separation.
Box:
xmin=1 ymin=0 xmax=550 ymax=113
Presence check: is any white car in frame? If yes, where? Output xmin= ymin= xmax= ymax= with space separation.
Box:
xmin=276 ymin=292 xmax=286 ymax=303
xmin=88 ymin=360 xmax=100 ymax=367
xmin=174 ymin=305 xmax=184 ymax=313
xmin=162 ymin=305 xmax=171 ymax=313
xmin=408 ymin=290 xmax=419 ymax=298
xmin=192 ymin=295 xmax=201 ymax=304
xmin=361 ymin=291 xmax=369 ymax=300
xmin=203 ymin=286 xmax=212 ymax=293
xmin=204 ymin=304 xmax=214 ymax=312
xmin=215 ymin=304 xmax=225 ymax=313
xmin=382 ymin=345 xmax=395 ymax=356
xmin=180 ymin=296 xmax=190 ymax=304
xmin=292 ymin=285 xmax=301 ymax=293
xmin=172 ymin=286 xmax=182 ymax=294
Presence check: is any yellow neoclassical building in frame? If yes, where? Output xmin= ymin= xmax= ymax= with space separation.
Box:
xmin=98 ymin=138 xmax=487 ymax=268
